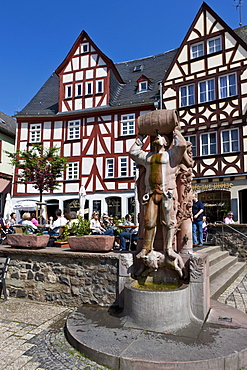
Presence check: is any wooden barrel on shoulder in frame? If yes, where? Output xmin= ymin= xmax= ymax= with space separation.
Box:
xmin=138 ymin=109 xmax=179 ymax=136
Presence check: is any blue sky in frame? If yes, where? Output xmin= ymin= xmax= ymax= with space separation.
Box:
xmin=0 ymin=0 xmax=245 ymax=117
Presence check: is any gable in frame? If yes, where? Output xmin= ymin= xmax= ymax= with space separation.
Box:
xmin=164 ymin=2 xmax=247 ymax=83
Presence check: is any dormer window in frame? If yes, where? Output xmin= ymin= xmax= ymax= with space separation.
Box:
xmin=137 ymin=75 xmax=149 ymax=93
xmin=81 ymin=42 xmax=89 ymax=53
xmin=139 ymin=80 xmax=148 ymax=92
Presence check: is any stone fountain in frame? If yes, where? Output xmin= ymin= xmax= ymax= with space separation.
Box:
xmin=66 ymin=110 xmax=247 ymax=370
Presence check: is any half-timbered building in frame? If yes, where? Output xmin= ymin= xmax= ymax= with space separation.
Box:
xmin=14 ymin=2 xmax=247 ymax=222
xmin=163 ymin=2 xmax=247 ymax=222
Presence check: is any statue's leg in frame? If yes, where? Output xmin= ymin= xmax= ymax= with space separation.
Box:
xmin=161 ymin=195 xmax=185 ymax=274
xmin=137 ymin=196 xmax=158 ymax=258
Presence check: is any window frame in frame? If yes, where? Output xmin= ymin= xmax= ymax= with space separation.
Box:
xmin=221 ymin=128 xmax=239 ymax=154
xmin=119 ymin=156 xmax=128 ymax=177
xmin=199 ymin=78 xmax=215 ymax=103
xmin=81 ymin=42 xmax=89 ymax=54
xmin=86 ymin=81 xmax=92 ymax=95
xmin=207 ymin=36 xmax=222 ymax=54
xmin=65 ymin=85 xmax=72 ymax=99
xmin=76 ymin=83 xmax=82 ymax=97
xmin=106 ymin=158 xmax=114 ymax=178
xmin=96 ymin=80 xmax=104 ymax=94
xmin=67 ymin=120 xmax=80 ymax=140
xmin=138 ymin=80 xmax=148 ymax=92
xmin=120 ymin=114 xmax=135 ymax=136
xmin=200 ymin=132 xmax=217 ymax=156
xmin=179 ymin=84 xmax=195 ymax=107
xmin=30 ymin=123 xmax=42 ymax=143
xmin=131 ymin=160 xmax=137 ymax=177
xmin=67 ymin=162 xmax=79 ymax=180
xmin=219 ymin=73 xmax=237 ymax=99
xmin=190 ymin=42 xmax=204 ymax=59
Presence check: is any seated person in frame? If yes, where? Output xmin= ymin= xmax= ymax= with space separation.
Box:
xmin=30 ymin=213 xmax=39 ymax=226
xmin=224 ymin=211 xmax=235 ymax=224
xmin=90 ymin=211 xmax=114 ymax=236
xmin=22 ymin=212 xmax=38 ymax=233
xmin=49 ymin=209 xmax=68 ymax=236
xmin=119 ymin=214 xmax=138 ymax=251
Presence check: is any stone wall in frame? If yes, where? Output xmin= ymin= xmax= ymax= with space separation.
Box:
xmin=0 ymin=247 xmax=120 ymax=306
xmin=210 ymin=224 xmax=247 ymax=261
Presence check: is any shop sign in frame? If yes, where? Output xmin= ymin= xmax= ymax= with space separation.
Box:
xmin=192 ymin=182 xmax=233 ymax=192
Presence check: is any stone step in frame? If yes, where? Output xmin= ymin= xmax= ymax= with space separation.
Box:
xmin=210 ymin=262 xmax=246 ymax=300
xmin=209 ymin=255 xmax=239 ymax=282
xmin=208 ymin=250 xmax=230 ymax=267
xmin=200 ymin=245 xmax=221 ymax=256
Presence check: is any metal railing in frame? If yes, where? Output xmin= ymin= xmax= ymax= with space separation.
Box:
xmin=214 ymin=221 xmax=247 ymax=250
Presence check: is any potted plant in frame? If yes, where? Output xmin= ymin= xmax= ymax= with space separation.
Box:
xmin=67 ymin=217 xmax=115 ymax=252
xmin=7 ymin=226 xmax=50 ymax=249
xmin=53 ymin=225 xmax=70 ymax=248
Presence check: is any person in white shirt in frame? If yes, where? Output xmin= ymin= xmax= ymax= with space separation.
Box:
xmin=49 ymin=209 xmax=68 ymax=235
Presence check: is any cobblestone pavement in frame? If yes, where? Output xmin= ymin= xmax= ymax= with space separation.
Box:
xmin=218 ymin=269 xmax=247 ymax=314
xmin=0 ymin=270 xmax=246 ymax=370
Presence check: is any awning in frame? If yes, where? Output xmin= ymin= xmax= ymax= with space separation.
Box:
xmin=0 ymin=179 xmax=10 ymax=193
xmin=13 ymin=200 xmax=37 ymax=211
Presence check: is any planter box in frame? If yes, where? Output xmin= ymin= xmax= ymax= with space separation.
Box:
xmin=68 ymin=235 xmax=115 ymax=252
xmin=7 ymin=234 xmax=50 ymax=249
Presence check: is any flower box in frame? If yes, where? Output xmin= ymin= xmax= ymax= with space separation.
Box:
xmin=6 ymin=234 xmax=50 ymax=249
xmin=68 ymin=235 xmax=115 ymax=252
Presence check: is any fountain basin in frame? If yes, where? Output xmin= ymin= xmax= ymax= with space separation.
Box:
xmin=124 ymin=281 xmax=193 ymax=332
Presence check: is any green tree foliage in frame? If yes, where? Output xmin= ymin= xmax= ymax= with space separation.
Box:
xmin=6 ymin=145 xmax=67 ymax=202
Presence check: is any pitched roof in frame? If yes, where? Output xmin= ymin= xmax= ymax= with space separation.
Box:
xmin=0 ymin=112 xmax=16 ymax=136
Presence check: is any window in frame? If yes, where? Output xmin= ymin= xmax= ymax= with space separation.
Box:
xmin=199 ymin=79 xmax=215 ymax=103
xmin=30 ymin=124 xmax=41 ymax=142
xmin=219 ymin=74 xmax=237 ymax=99
xmin=81 ymin=43 xmax=89 ymax=53
xmin=207 ymin=36 xmax=222 ymax=54
xmin=221 ymin=129 xmax=239 ymax=153
xmin=106 ymin=158 xmax=114 ymax=177
xmin=121 ymin=114 xmax=135 ymax=135
xmin=131 ymin=161 xmax=137 ymax=177
xmin=67 ymin=162 xmax=79 ymax=180
xmin=68 ymin=120 xmax=80 ymax=140
xmin=133 ymin=65 xmax=143 ymax=72
xmin=65 ymin=85 xmax=72 ymax=98
xmin=97 ymin=80 xmax=103 ymax=94
xmin=200 ymin=133 xmax=217 ymax=156
xmin=76 ymin=84 xmax=82 ymax=96
xmin=190 ymin=42 xmax=204 ymax=59
xmin=184 ymin=135 xmax=197 ymax=157
xmin=119 ymin=157 xmax=128 ymax=177
xmin=86 ymin=82 xmax=92 ymax=95
xmin=138 ymin=81 xmax=148 ymax=92
xmin=180 ymin=84 xmax=195 ymax=107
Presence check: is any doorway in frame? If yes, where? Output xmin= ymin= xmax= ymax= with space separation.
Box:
xmin=239 ymin=189 xmax=247 ymax=223
xmin=198 ymin=190 xmax=231 ymax=222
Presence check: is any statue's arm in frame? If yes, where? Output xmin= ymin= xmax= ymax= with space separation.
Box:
xmin=129 ymin=134 xmax=148 ymax=165
xmin=171 ymin=128 xmax=187 ymax=163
